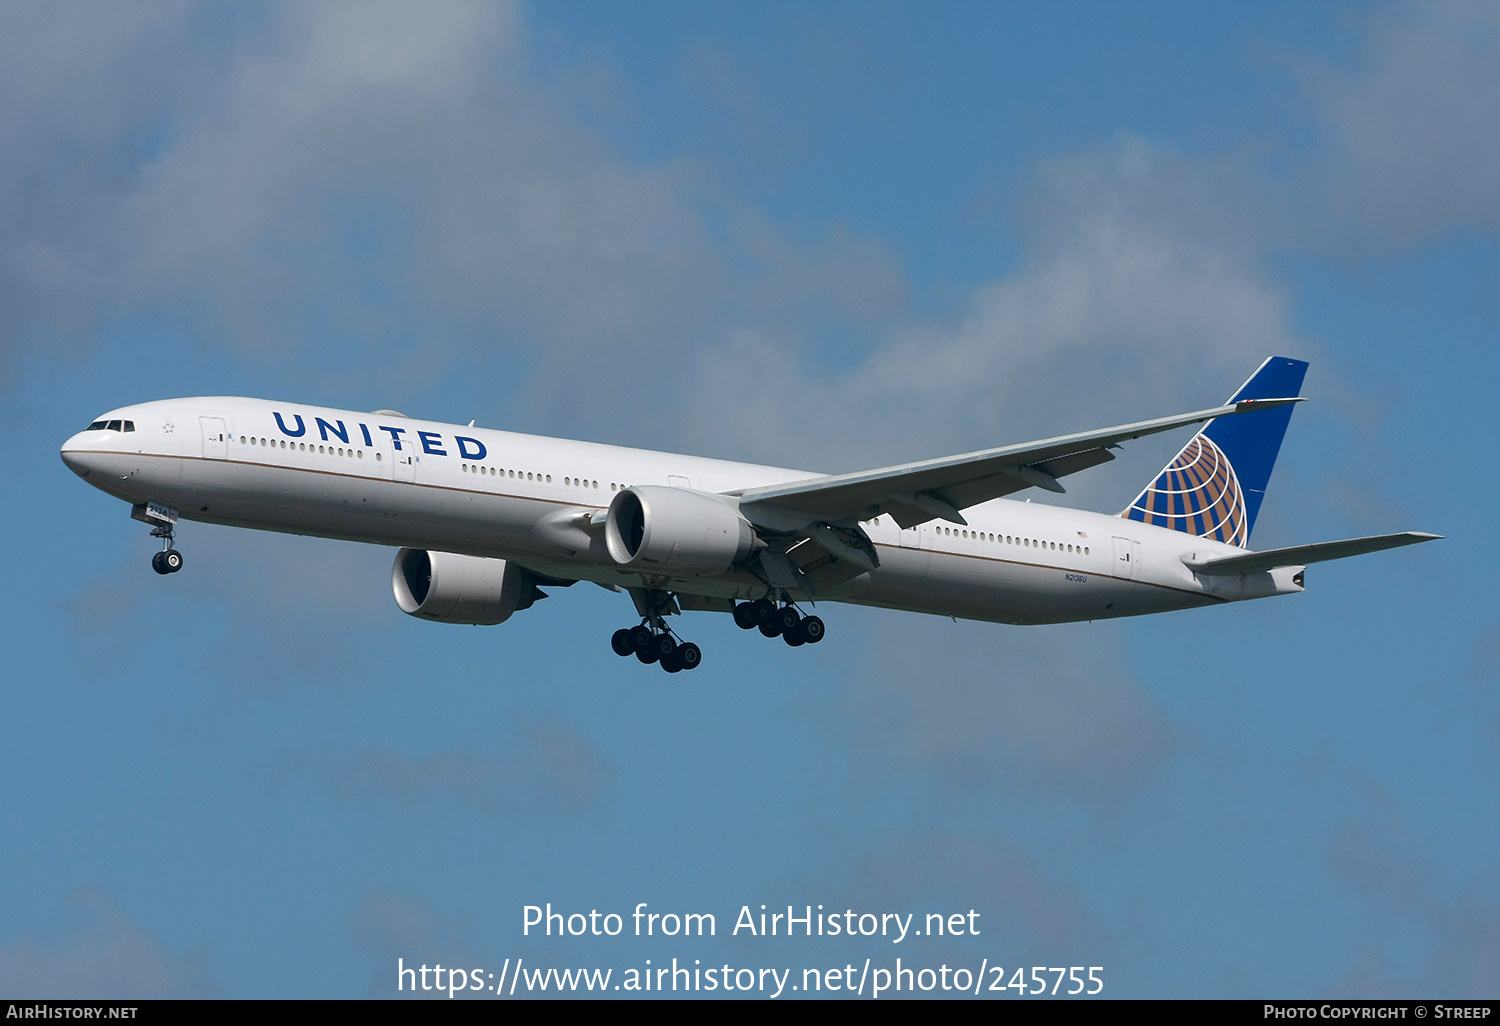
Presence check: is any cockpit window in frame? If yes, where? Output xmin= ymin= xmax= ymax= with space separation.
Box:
xmin=87 ymin=421 xmax=107 ymax=430
xmin=107 ymin=420 xmax=122 ymax=432
xmin=123 ymin=421 xmax=135 ymax=432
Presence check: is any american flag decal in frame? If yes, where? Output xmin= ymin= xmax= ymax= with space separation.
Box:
xmin=1122 ymin=434 xmax=1247 ymax=546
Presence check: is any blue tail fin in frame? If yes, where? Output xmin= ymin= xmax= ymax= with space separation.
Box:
xmin=1122 ymin=356 xmax=1308 ymax=547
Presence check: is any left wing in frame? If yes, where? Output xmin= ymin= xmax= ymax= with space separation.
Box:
xmin=736 ymin=397 xmax=1304 ymax=530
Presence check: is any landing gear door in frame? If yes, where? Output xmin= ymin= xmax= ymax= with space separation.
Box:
xmin=1111 ymin=536 xmax=1135 ymax=579
xmin=394 ymin=446 xmax=416 ymax=483
xmin=200 ymin=417 xmax=227 ymax=459
xmin=898 ymin=526 xmax=921 ymax=549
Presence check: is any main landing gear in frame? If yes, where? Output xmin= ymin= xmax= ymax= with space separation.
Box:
xmin=150 ymin=523 xmax=184 ymax=576
xmin=732 ymin=597 xmax=825 ymax=647
xmin=611 ymin=623 xmax=703 ymax=673
xmin=608 ymin=591 xmax=824 ymax=671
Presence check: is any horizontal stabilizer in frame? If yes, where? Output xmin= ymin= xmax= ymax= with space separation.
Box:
xmin=1183 ymin=531 xmax=1441 ymax=576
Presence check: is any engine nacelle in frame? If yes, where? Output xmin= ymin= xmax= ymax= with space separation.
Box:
xmin=391 ymin=548 xmax=539 ymax=625
xmin=605 ymin=485 xmax=756 ymax=574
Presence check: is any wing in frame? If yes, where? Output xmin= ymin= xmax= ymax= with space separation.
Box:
xmin=1182 ymin=531 xmax=1441 ymax=576
xmin=736 ymin=397 xmax=1304 ymax=530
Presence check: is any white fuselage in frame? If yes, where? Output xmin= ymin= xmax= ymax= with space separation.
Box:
xmin=60 ymin=397 xmax=1303 ymax=625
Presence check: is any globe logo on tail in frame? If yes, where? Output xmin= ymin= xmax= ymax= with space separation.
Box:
xmin=1123 ymin=434 xmax=1248 ymax=546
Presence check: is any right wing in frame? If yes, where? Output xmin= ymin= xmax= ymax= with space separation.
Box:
xmin=736 ymin=397 xmax=1304 ymax=530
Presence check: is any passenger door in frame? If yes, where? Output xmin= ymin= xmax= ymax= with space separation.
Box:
xmin=394 ymin=446 xmax=416 ymax=483
xmin=1111 ymin=536 xmax=1135 ymax=579
xmin=200 ymin=417 xmax=227 ymax=459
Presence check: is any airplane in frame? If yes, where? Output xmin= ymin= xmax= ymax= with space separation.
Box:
xmin=60 ymin=356 xmax=1438 ymax=672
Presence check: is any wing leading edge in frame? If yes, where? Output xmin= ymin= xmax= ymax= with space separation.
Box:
xmin=736 ymin=397 xmax=1305 ymax=530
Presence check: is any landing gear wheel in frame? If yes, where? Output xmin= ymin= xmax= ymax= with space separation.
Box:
xmin=636 ymin=646 xmax=659 ymax=665
xmin=151 ymin=551 xmax=170 ymax=575
xmin=162 ymin=550 xmax=183 ymax=573
xmin=661 ymin=650 xmax=683 ymax=673
xmin=677 ymin=642 xmax=702 ymax=670
xmin=782 ymin=628 xmax=805 ymax=647
xmin=629 ymin=625 xmax=655 ymax=653
xmin=798 ymin=615 xmax=825 ymax=644
xmin=777 ymin=606 xmax=801 ymax=633
xmin=758 ymin=620 xmax=782 ymax=638
xmin=652 ymin=633 xmax=677 ymax=660
xmin=611 ymin=629 xmax=636 ymax=656
xmin=752 ymin=598 xmax=778 ymax=628
xmin=733 ymin=602 xmax=757 ymax=630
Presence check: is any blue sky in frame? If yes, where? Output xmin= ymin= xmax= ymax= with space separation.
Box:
xmin=1 ymin=0 xmax=1495 ymax=999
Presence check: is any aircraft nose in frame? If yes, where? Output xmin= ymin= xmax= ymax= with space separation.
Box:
xmin=60 ymin=433 xmax=97 ymax=478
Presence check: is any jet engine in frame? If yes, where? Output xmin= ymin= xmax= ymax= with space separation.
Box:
xmin=604 ymin=485 xmax=757 ymax=574
xmin=391 ymin=548 xmax=542 ymax=625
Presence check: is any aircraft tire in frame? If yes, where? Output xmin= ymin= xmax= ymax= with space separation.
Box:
xmin=653 ymin=633 xmax=677 ymax=660
xmin=776 ymin=606 xmax=801 ymax=632
xmin=636 ymin=646 xmax=659 ymax=665
xmin=661 ymin=650 xmax=683 ymax=673
xmin=611 ymin=629 xmax=635 ymax=656
xmin=733 ymin=603 xmax=757 ymax=629
xmin=678 ymin=643 xmax=702 ymax=670
xmin=799 ymin=616 xmax=825 ymax=644
xmin=751 ymin=598 xmax=777 ymax=627
xmin=782 ymin=629 xmax=805 ymax=648
xmin=629 ymin=625 xmax=654 ymax=653
xmin=758 ymin=621 xmax=782 ymax=639
xmin=163 ymin=550 xmax=183 ymax=573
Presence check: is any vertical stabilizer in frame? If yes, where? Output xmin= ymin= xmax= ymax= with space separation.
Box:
xmin=1122 ymin=356 xmax=1308 ymax=546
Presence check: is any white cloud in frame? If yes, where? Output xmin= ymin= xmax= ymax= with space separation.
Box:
xmin=1311 ymin=0 xmax=1500 ymax=246
xmin=846 ymin=614 xmax=1172 ymax=800
xmin=684 ymin=139 xmax=1301 ymax=508
xmin=0 ymin=894 xmax=210 ymax=998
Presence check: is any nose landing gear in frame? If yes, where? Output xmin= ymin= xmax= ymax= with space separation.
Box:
xmin=151 ymin=547 xmax=184 ymax=575
xmin=142 ymin=508 xmax=183 ymax=575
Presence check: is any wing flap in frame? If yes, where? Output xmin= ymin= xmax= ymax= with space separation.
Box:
xmin=1183 ymin=531 xmax=1441 ymax=576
